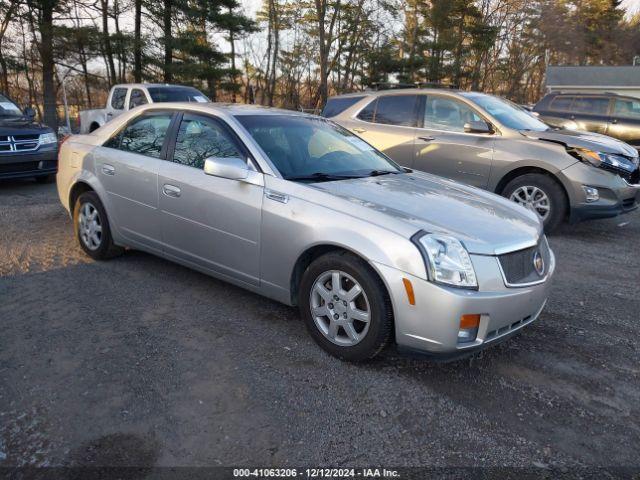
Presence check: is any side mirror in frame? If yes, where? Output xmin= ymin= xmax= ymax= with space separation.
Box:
xmin=24 ymin=107 xmax=36 ymax=119
xmin=464 ymin=120 xmax=492 ymax=134
xmin=204 ymin=156 xmax=249 ymax=180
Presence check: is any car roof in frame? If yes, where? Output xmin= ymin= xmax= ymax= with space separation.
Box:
xmin=328 ymin=88 xmax=463 ymax=99
xmin=134 ymin=102 xmax=315 ymax=117
xmin=114 ymin=83 xmax=204 ymax=89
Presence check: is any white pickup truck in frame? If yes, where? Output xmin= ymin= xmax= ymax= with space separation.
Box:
xmin=79 ymin=83 xmax=209 ymax=133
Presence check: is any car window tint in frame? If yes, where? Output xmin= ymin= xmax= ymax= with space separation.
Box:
xmin=321 ymin=96 xmax=365 ymax=117
xmin=172 ymin=114 xmax=243 ymax=169
xmin=104 ymin=113 xmax=172 ymax=157
xmin=549 ymin=96 xmax=574 ymax=111
xmin=572 ymin=97 xmax=609 ymax=115
xmin=357 ymin=99 xmax=376 ymax=122
xmin=373 ymin=95 xmax=419 ymax=126
xmin=129 ymin=89 xmax=148 ymax=109
xmin=614 ymin=98 xmax=640 ymax=119
xmin=423 ymin=96 xmax=482 ymax=132
xmin=111 ymin=88 xmax=128 ymax=110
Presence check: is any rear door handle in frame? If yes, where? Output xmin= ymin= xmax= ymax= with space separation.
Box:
xmin=417 ymin=136 xmax=435 ymax=142
xmin=101 ymin=164 xmax=115 ymax=175
xmin=352 ymin=127 xmax=366 ymax=134
xmin=162 ymin=184 xmax=181 ymax=198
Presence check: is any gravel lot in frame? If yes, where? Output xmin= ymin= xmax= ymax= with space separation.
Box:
xmin=1 ymin=179 xmax=639 ymax=470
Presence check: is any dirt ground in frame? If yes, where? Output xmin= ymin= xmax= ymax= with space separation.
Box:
xmin=1 ymin=179 xmax=639 ymax=470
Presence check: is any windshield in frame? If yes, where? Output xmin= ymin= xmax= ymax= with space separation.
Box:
xmin=235 ymin=114 xmax=403 ymax=180
xmin=147 ymin=87 xmax=209 ymax=103
xmin=0 ymin=94 xmax=24 ymax=117
xmin=464 ymin=93 xmax=549 ymax=132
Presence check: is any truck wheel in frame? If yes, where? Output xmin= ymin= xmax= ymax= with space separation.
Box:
xmin=502 ymin=173 xmax=567 ymax=233
xmin=299 ymin=251 xmax=393 ymax=361
xmin=89 ymin=122 xmax=100 ymax=132
xmin=73 ymin=191 xmax=123 ymax=260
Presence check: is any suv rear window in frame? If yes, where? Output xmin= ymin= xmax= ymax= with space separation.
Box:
xmin=357 ymin=95 xmax=419 ymax=127
xmin=321 ymin=96 xmax=364 ymax=117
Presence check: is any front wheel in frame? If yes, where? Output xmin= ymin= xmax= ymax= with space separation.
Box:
xmin=502 ymin=173 xmax=567 ymax=233
xmin=298 ymin=251 xmax=393 ymax=361
xmin=73 ymin=191 xmax=123 ymax=260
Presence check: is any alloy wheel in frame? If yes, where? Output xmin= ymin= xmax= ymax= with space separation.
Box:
xmin=78 ymin=202 xmax=102 ymax=250
xmin=509 ymin=185 xmax=551 ymax=220
xmin=309 ymin=270 xmax=371 ymax=347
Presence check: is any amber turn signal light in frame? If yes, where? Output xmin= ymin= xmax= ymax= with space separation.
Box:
xmin=459 ymin=314 xmax=481 ymax=329
xmin=402 ymin=278 xmax=415 ymax=305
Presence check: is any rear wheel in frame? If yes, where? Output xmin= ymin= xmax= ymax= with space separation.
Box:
xmin=299 ymin=251 xmax=393 ymax=361
xmin=73 ymin=191 xmax=123 ymax=260
xmin=502 ymin=173 xmax=567 ymax=233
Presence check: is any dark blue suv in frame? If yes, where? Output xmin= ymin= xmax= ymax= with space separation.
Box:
xmin=0 ymin=93 xmax=58 ymax=182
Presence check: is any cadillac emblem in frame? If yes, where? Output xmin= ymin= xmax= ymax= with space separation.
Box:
xmin=533 ymin=250 xmax=545 ymax=276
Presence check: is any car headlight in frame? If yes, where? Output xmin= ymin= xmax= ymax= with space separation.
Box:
xmin=572 ymin=147 xmax=638 ymax=174
xmin=39 ymin=132 xmax=58 ymax=145
xmin=412 ymin=232 xmax=478 ymax=289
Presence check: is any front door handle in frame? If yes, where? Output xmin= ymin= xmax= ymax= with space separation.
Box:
xmin=352 ymin=127 xmax=366 ymax=134
xmin=417 ymin=136 xmax=436 ymax=142
xmin=101 ymin=164 xmax=115 ymax=175
xmin=162 ymin=184 xmax=181 ymax=198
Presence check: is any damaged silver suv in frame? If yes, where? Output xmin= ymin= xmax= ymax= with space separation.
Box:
xmin=326 ymin=89 xmax=640 ymax=232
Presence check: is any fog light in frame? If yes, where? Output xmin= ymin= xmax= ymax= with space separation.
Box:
xmin=582 ymin=185 xmax=599 ymax=203
xmin=458 ymin=314 xmax=480 ymax=343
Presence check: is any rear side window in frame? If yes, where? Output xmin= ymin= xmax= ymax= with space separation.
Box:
xmin=572 ymin=97 xmax=610 ymax=115
xmin=357 ymin=95 xmax=419 ymax=127
xmin=104 ymin=112 xmax=172 ymax=158
xmin=129 ymin=89 xmax=148 ymax=109
xmin=614 ymin=98 xmax=640 ymax=119
xmin=110 ymin=88 xmax=128 ymax=110
xmin=321 ymin=96 xmax=365 ymax=117
xmin=549 ymin=96 xmax=574 ymax=112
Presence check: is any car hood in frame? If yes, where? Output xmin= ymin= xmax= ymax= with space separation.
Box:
xmin=521 ymin=128 xmax=638 ymax=157
xmin=311 ymin=172 xmax=542 ymax=255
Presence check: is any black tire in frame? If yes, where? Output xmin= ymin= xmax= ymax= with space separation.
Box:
xmin=501 ymin=173 xmax=567 ymax=234
xmin=35 ymin=174 xmax=55 ymax=184
xmin=298 ymin=251 xmax=393 ymax=361
xmin=73 ymin=191 xmax=123 ymax=260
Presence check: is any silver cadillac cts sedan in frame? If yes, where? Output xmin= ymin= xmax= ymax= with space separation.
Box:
xmin=57 ymin=103 xmax=555 ymax=361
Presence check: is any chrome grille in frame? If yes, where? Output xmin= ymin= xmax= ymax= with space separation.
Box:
xmin=0 ymin=135 xmax=41 ymax=153
xmin=498 ymin=237 xmax=551 ymax=287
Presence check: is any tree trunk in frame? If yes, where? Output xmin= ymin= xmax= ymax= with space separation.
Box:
xmin=134 ymin=0 xmax=142 ymax=82
xmin=163 ymin=0 xmax=172 ymax=82
xmin=100 ymin=0 xmax=117 ymax=86
xmin=40 ymin=0 xmax=57 ymax=130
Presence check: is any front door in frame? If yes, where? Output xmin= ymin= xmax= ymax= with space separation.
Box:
xmin=413 ymin=95 xmax=494 ymax=188
xmin=607 ymin=97 xmax=640 ymax=149
xmin=159 ymin=112 xmax=264 ymax=286
xmin=95 ymin=110 xmax=174 ymax=251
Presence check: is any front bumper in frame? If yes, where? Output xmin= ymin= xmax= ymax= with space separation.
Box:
xmin=560 ymin=161 xmax=639 ymax=222
xmin=373 ymin=250 xmax=554 ymax=357
xmin=0 ymin=146 xmax=58 ymax=179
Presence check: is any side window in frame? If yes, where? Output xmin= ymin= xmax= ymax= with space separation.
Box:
xmin=104 ymin=113 xmax=172 ymax=158
xmin=129 ymin=89 xmax=148 ymax=109
xmin=172 ymin=114 xmax=244 ymax=170
xmin=613 ymin=98 xmax=640 ymax=119
xmin=357 ymin=99 xmax=376 ymax=122
xmin=423 ymin=96 xmax=482 ymax=132
xmin=572 ymin=97 xmax=610 ymax=115
xmin=321 ymin=96 xmax=365 ymax=117
xmin=549 ymin=96 xmax=574 ymax=112
xmin=111 ymin=88 xmax=128 ymax=110
xmin=373 ymin=95 xmax=419 ymax=126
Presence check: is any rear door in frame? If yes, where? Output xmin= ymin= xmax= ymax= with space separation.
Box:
xmin=158 ymin=112 xmax=264 ymax=286
xmin=568 ymin=96 xmax=611 ymax=134
xmin=413 ymin=95 xmax=494 ymax=188
xmin=343 ymin=94 xmax=419 ymax=167
xmin=95 ymin=110 xmax=175 ymax=251
xmin=606 ymin=97 xmax=640 ymax=149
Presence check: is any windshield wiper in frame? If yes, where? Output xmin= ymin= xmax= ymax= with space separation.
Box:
xmin=368 ymin=169 xmax=401 ymax=177
xmin=284 ymin=172 xmax=363 ymax=182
